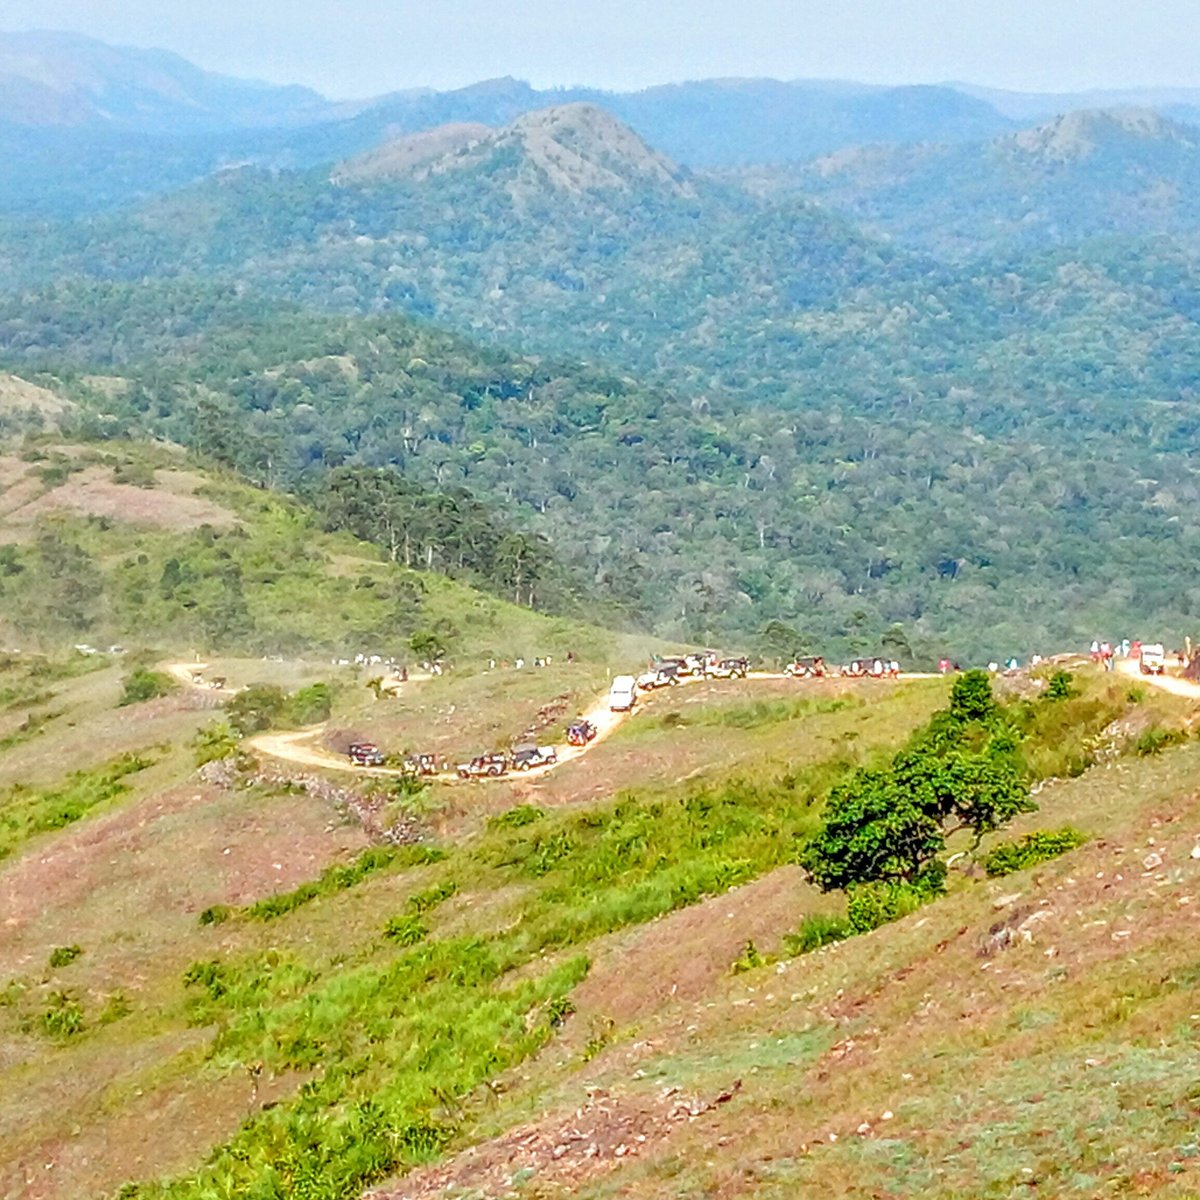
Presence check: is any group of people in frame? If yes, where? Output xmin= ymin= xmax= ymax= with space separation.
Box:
xmin=1090 ymin=639 xmax=1134 ymax=672
xmin=486 ymin=651 xmax=577 ymax=671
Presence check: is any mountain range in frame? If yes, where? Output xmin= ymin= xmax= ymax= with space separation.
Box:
xmin=9 ymin=29 xmax=1200 ymax=217
xmin=3 ymin=33 xmax=1200 ymax=653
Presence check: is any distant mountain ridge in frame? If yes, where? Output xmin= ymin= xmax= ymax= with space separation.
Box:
xmin=760 ymin=106 xmax=1200 ymax=256
xmin=7 ymin=29 xmax=1200 ymax=220
xmin=0 ymin=30 xmax=333 ymax=132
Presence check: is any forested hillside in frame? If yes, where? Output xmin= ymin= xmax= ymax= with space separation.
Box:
xmin=3 ymin=100 xmax=1200 ymax=658
xmin=2 ymin=273 xmax=1199 ymax=660
xmin=745 ymin=108 xmax=1200 ymax=257
xmin=0 ymin=436 xmax=604 ymax=657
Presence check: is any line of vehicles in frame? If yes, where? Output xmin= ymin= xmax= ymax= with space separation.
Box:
xmin=347 ymin=647 xmax=906 ymax=780
xmin=611 ymin=651 xmax=900 ymax=710
xmin=346 ymin=717 xmax=599 ymax=780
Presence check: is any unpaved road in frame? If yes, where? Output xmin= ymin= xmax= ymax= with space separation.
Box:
xmin=244 ymin=676 xmax=657 ymax=783
xmin=1117 ymin=657 xmax=1200 ymax=699
xmin=163 ymin=662 xmax=239 ymax=696
xmin=166 ymin=661 xmax=935 ymax=785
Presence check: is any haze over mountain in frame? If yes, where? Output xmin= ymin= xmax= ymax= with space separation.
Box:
xmin=10 ymin=31 xmax=1200 ymax=219
xmin=0 ymin=30 xmax=333 ymax=132
xmin=752 ymin=106 xmax=1200 ymax=256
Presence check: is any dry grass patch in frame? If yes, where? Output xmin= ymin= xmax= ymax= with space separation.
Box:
xmin=6 ymin=465 xmax=236 ymax=531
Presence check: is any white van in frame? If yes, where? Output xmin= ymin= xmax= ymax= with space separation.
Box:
xmin=1140 ymin=643 xmax=1167 ymax=675
xmin=609 ymin=675 xmax=637 ymax=711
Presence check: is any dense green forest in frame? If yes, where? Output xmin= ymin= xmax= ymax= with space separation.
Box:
xmin=2 ymin=275 xmax=1198 ymax=661
xmin=2 ymin=104 xmax=1200 ymax=658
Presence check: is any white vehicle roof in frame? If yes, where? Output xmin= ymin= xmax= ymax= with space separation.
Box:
xmin=1143 ymin=643 xmax=1165 ymax=654
xmin=611 ymin=675 xmax=637 ymax=688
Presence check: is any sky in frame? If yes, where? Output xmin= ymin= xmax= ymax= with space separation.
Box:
xmin=3 ymin=0 xmax=1199 ymax=99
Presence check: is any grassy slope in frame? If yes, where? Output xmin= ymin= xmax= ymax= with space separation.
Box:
xmin=383 ymin=677 xmax=1200 ymax=1200
xmin=0 ymin=438 xmax=631 ymax=665
xmin=1 ymin=444 xmax=1196 ymax=1200
xmin=540 ymin=741 xmax=1200 ymax=1199
xmin=0 ymin=662 xmax=943 ymax=1200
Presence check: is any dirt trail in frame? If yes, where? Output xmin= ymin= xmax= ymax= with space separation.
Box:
xmin=243 ymin=678 xmax=643 ymax=783
xmin=166 ymin=660 xmax=932 ymax=786
xmin=1117 ymin=657 xmax=1200 ymax=699
xmin=163 ymin=662 xmax=239 ymax=696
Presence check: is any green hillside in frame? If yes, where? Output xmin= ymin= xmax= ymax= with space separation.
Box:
xmin=2 ymin=273 xmax=1200 ymax=662
xmin=1 ymin=610 xmax=1197 ymax=1200
xmin=0 ymin=437 xmax=618 ymax=663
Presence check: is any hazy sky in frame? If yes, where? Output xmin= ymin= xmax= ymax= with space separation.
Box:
xmin=4 ymin=0 xmax=1199 ymax=99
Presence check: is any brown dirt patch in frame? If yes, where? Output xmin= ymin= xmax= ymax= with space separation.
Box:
xmin=370 ymin=1082 xmax=742 ymax=1200
xmin=0 ymin=1031 xmax=301 ymax=1200
xmin=0 ymin=777 xmax=367 ymax=978
xmin=6 ymin=465 xmax=236 ymax=531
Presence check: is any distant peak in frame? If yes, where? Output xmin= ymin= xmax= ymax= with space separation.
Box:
xmin=339 ymin=101 xmax=693 ymax=199
xmin=1008 ymin=107 xmax=1194 ymax=161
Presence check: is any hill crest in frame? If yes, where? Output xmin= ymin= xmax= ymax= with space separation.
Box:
xmin=1006 ymin=106 xmax=1196 ymax=163
xmin=0 ymin=29 xmax=331 ymax=132
xmin=338 ymin=101 xmax=695 ymax=198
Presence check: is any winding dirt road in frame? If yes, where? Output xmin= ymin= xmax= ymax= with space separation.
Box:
xmin=242 ymin=677 xmax=648 ymax=783
xmin=163 ymin=661 xmax=957 ymax=785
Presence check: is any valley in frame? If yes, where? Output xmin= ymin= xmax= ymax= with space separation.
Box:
xmin=4 ymin=22 xmax=1200 ymax=1200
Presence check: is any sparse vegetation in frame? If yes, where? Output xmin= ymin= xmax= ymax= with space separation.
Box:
xmin=200 ymin=845 xmax=439 ymax=925
xmin=983 ymin=828 xmax=1090 ymax=877
xmin=0 ymin=753 xmax=153 ymax=860
xmin=783 ymin=913 xmax=854 ymax=954
xmin=191 ymin=721 xmax=240 ymax=766
xmin=47 ymin=944 xmax=83 ymax=969
xmin=40 ymin=990 xmax=85 ymax=1039
xmin=1134 ymin=725 xmax=1189 ymax=756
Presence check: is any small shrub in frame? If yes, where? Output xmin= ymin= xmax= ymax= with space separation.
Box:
xmin=119 ymin=667 xmax=176 ymax=707
xmin=198 ymin=904 xmax=234 ymax=926
xmin=182 ymin=959 xmax=229 ymax=1000
xmin=192 ymin=721 xmax=240 ymax=766
xmin=846 ymin=878 xmax=937 ymax=933
xmin=99 ymin=990 xmax=131 ymax=1024
xmin=547 ymin=996 xmax=576 ymax=1027
xmin=283 ymin=682 xmax=333 ymax=726
xmin=783 ymin=913 xmax=854 ymax=955
xmin=383 ymin=915 xmax=429 ymax=946
xmin=983 ymin=828 xmax=1089 ymax=877
xmin=730 ymin=939 xmax=765 ymax=974
xmin=47 ymin=944 xmax=83 ymax=969
xmin=582 ymin=1016 xmax=615 ymax=1062
xmin=1045 ymin=670 xmax=1076 ymax=701
xmin=1126 ymin=685 xmax=1147 ymax=704
xmin=41 ymin=990 xmax=85 ymax=1038
xmin=225 ymin=684 xmax=288 ymax=735
xmin=408 ymin=880 xmax=457 ymax=915
xmin=1135 ymin=726 xmax=1188 ymax=757
xmin=490 ymin=804 xmax=544 ymax=829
